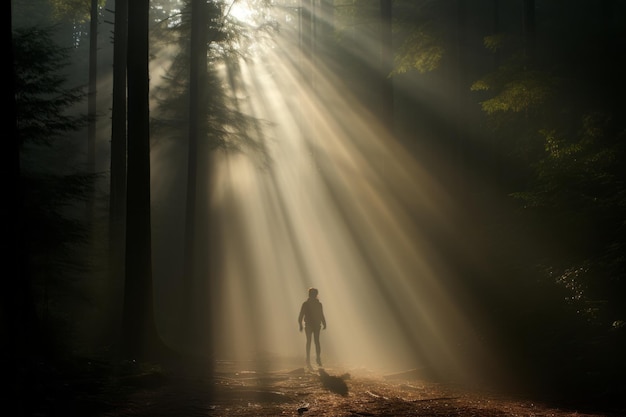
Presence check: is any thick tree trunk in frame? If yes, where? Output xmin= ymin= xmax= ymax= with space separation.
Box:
xmin=3 ymin=2 xmax=36 ymax=414
xmin=109 ymin=0 xmax=128 ymax=339
xmin=183 ymin=0 xmax=209 ymax=353
xmin=454 ymin=0 xmax=468 ymax=187
xmin=88 ymin=0 xmax=98 ymax=170
xmin=522 ymin=0 xmax=536 ymax=65
xmin=123 ymin=0 xmax=160 ymax=360
xmin=492 ymin=0 xmax=501 ymax=67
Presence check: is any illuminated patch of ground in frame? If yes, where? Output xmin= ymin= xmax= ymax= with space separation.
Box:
xmin=95 ymin=362 xmax=618 ymax=417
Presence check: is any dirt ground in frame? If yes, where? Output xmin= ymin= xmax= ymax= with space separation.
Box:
xmin=90 ymin=362 xmax=622 ymax=417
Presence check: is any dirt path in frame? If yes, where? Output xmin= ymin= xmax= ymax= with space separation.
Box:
xmin=96 ymin=366 xmax=619 ymax=417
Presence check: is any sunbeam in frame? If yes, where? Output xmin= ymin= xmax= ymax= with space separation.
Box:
xmin=192 ymin=2 xmax=507 ymax=387
xmin=13 ymin=0 xmax=625 ymax=412
xmin=228 ymin=0 xmax=254 ymax=24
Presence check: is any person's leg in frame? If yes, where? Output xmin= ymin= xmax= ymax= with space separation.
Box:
xmin=313 ymin=326 xmax=322 ymax=366
xmin=305 ymin=326 xmax=313 ymax=366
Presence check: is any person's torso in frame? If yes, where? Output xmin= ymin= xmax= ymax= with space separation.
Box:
xmin=303 ymin=299 xmax=323 ymax=325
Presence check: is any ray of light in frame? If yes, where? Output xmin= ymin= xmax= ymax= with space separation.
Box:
xmin=182 ymin=1 xmax=509 ymax=387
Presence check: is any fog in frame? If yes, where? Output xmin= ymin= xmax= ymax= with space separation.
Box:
xmin=147 ymin=1 xmax=509 ymax=390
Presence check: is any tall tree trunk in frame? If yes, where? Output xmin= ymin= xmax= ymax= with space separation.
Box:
xmin=522 ymin=0 xmax=536 ymax=66
xmin=318 ymin=0 xmax=334 ymax=68
xmin=492 ymin=0 xmax=501 ymax=67
xmin=379 ymin=0 xmax=394 ymax=133
xmin=301 ymin=0 xmax=313 ymax=84
xmin=123 ymin=0 xmax=160 ymax=360
xmin=491 ymin=0 xmax=503 ymax=187
xmin=88 ymin=0 xmax=98 ymax=170
xmin=3 ymin=2 xmax=36 ymax=414
xmin=183 ymin=0 xmax=209 ymax=353
xmin=109 ymin=0 xmax=128 ymax=337
xmin=454 ymin=0 xmax=468 ymax=185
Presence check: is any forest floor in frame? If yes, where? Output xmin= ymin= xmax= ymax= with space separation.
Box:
xmin=28 ymin=357 xmax=626 ymax=417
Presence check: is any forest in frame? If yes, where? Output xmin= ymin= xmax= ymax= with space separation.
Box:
xmin=4 ymin=0 xmax=626 ymax=415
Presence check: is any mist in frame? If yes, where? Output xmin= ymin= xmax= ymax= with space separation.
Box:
xmin=9 ymin=0 xmax=626 ymax=412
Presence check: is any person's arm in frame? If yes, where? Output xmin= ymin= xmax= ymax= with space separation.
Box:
xmin=321 ymin=304 xmax=327 ymax=329
xmin=298 ymin=303 xmax=305 ymax=331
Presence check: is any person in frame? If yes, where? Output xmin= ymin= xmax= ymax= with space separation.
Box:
xmin=298 ymin=287 xmax=327 ymax=368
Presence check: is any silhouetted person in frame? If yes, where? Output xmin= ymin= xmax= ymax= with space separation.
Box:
xmin=298 ymin=287 xmax=326 ymax=368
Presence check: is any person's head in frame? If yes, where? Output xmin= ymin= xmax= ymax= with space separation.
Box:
xmin=308 ymin=287 xmax=319 ymax=299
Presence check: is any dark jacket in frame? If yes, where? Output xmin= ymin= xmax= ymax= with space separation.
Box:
xmin=298 ymin=298 xmax=326 ymax=328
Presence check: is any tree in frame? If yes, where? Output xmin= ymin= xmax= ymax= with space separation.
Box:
xmin=183 ymin=0 xmax=210 ymax=353
xmin=318 ymin=0 xmax=335 ymax=60
xmin=301 ymin=0 xmax=314 ymax=84
xmin=522 ymin=0 xmax=535 ymax=65
xmin=468 ymin=1 xmax=626 ymax=398
xmin=149 ymin=0 xmax=275 ymax=358
xmin=88 ymin=0 xmax=99 ymax=171
xmin=108 ymin=0 xmax=128 ymax=333
xmin=9 ymin=23 xmax=95 ymax=412
xmin=3 ymin=2 xmax=32 ymax=414
xmin=379 ymin=0 xmax=394 ymax=132
xmin=49 ymin=0 xmax=104 ymax=171
xmin=453 ymin=0 xmax=468 ymax=183
xmin=122 ymin=0 xmax=162 ymax=360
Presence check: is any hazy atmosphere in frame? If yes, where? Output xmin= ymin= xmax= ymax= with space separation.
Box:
xmin=6 ymin=1 xmax=626 ymax=416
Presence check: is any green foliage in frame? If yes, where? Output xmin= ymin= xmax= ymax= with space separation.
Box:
xmin=334 ymin=0 xmax=380 ymax=26
xmin=49 ymin=0 xmax=106 ymax=23
xmin=471 ymin=59 xmax=554 ymax=115
xmin=512 ymin=113 xmax=620 ymax=206
xmin=477 ymin=76 xmax=550 ymax=114
xmin=483 ymin=33 xmax=508 ymax=53
xmin=393 ymin=27 xmax=444 ymax=74
xmin=505 ymin=106 xmax=626 ymax=338
xmin=151 ymin=0 xmax=273 ymax=159
xmin=467 ymin=4 xmax=626 ymax=395
xmin=14 ymin=25 xmax=97 ymax=341
xmin=388 ymin=0 xmax=457 ymax=76
xmin=14 ymin=26 xmax=86 ymax=146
